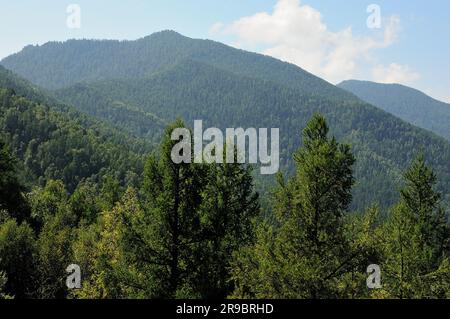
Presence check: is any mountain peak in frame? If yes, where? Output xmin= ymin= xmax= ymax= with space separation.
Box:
xmin=1 ymin=31 xmax=352 ymax=99
xmin=141 ymin=30 xmax=188 ymax=41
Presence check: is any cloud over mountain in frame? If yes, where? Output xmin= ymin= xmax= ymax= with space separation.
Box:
xmin=211 ymin=0 xmax=409 ymax=84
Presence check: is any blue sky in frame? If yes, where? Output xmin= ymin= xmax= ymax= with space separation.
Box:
xmin=0 ymin=0 xmax=449 ymax=102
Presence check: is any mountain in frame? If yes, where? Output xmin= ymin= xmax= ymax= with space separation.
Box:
xmin=0 ymin=65 xmax=150 ymax=192
xmin=1 ymin=30 xmax=354 ymax=99
xmin=2 ymin=31 xmax=450 ymax=211
xmin=338 ymin=80 xmax=450 ymax=140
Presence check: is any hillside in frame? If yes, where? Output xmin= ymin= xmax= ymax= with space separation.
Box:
xmin=1 ymin=31 xmax=355 ymax=100
xmin=0 ymin=65 xmax=150 ymax=192
xmin=55 ymin=83 xmax=166 ymax=140
xmin=2 ymin=31 xmax=450 ymax=211
xmin=338 ymin=80 xmax=450 ymax=140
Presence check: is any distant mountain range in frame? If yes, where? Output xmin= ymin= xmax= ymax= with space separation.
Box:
xmin=338 ymin=80 xmax=450 ymax=140
xmin=2 ymin=30 xmax=450 ymax=211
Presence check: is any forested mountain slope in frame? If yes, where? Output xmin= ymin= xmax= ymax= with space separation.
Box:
xmin=338 ymin=80 xmax=450 ymax=140
xmin=55 ymin=83 xmax=166 ymax=140
xmin=56 ymin=59 xmax=450 ymax=211
xmin=0 ymin=66 xmax=150 ymax=191
xmin=2 ymin=31 xmax=450 ymax=211
xmin=1 ymin=30 xmax=355 ymax=100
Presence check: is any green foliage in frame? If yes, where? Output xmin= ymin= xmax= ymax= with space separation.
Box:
xmin=134 ymin=121 xmax=208 ymax=298
xmin=71 ymin=188 xmax=140 ymax=299
xmin=231 ymin=115 xmax=365 ymax=298
xmin=0 ymin=70 xmax=151 ymax=194
xmin=377 ymin=156 xmax=450 ymax=299
xmin=55 ymin=83 xmax=166 ymax=141
xmin=71 ymin=121 xmax=260 ymax=299
xmin=69 ymin=180 xmax=101 ymax=225
xmin=0 ymin=138 xmax=30 ymax=222
xmin=191 ymin=148 xmax=260 ymax=298
xmin=5 ymin=32 xmax=450 ymax=211
xmin=1 ymin=35 xmax=450 ymax=299
xmin=0 ymin=218 xmax=37 ymax=298
xmin=0 ymin=113 xmax=449 ymax=299
xmin=51 ymin=57 xmax=450 ymax=213
xmin=36 ymin=212 xmax=74 ymax=299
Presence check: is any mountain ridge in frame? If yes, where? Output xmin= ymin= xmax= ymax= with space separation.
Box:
xmin=1 ymin=30 xmax=356 ymax=100
xmin=338 ymin=80 xmax=450 ymax=140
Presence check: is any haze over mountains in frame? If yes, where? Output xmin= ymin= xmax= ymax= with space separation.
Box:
xmin=1 ymin=30 xmax=450 ymax=211
xmin=339 ymin=80 xmax=450 ymax=141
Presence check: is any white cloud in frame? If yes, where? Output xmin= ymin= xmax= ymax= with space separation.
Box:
xmin=210 ymin=0 xmax=404 ymax=84
xmin=372 ymin=63 xmax=420 ymax=85
xmin=209 ymin=22 xmax=225 ymax=35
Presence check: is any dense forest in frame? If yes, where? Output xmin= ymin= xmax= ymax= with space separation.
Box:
xmin=0 ymin=83 xmax=150 ymax=192
xmin=0 ymin=31 xmax=449 ymax=299
xmin=339 ymin=80 xmax=450 ymax=141
xmin=4 ymin=31 xmax=450 ymax=212
xmin=1 ymin=112 xmax=449 ymax=299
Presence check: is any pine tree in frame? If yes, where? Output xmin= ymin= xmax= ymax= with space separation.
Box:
xmin=71 ymin=121 xmax=260 ymax=299
xmin=232 ymin=114 xmax=360 ymax=298
xmin=380 ymin=155 xmax=450 ymax=298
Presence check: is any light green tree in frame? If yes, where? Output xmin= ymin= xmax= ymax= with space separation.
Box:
xmin=0 ymin=219 xmax=37 ymax=298
xmin=72 ymin=188 xmax=142 ymax=299
xmin=378 ymin=155 xmax=450 ymax=298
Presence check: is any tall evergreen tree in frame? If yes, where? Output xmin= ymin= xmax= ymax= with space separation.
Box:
xmin=379 ymin=155 xmax=450 ymax=298
xmin=126 ymin=120 xmax=207 ymax=298
xmin=232 ymin=114 xmax=361 ymax=298
xmin=192 ymin=153 xmax=260 ymax=298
